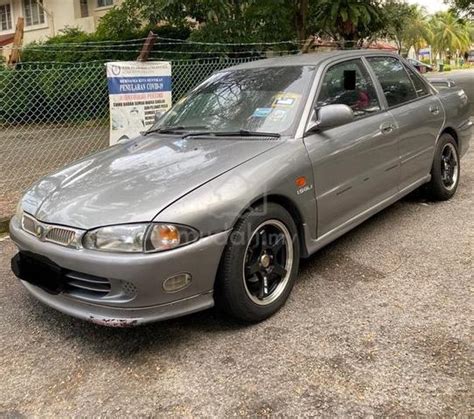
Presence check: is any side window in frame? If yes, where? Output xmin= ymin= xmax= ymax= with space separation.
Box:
xmin=367 ymin=57 xmax=417 ymax=107
xmin=316 ymin=59 xmax=380 ymax=119
xmin=404 ymin=64 xmax=430 ymax=97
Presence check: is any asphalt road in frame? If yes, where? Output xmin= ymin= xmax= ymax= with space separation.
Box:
xmin=0 ymin=70 xmax=472 ymax=417
xmin=0 ymin=125 xmax=109 ymax=221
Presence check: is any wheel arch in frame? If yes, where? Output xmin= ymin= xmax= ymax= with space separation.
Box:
xmin=440 ymin=126 xmax=459 ymax=146
xmin=240 ymin=194 xmax=309 ymax=258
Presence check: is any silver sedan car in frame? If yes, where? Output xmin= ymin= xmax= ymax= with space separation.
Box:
xmin=10 ymin=51 xmax=472 ymax=326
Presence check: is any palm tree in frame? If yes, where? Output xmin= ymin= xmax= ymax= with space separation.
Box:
xmin=429 ymin=12 xmax=471 ymax=61
xmin=403 ymin=6 xmax=432 ymax=56
xmin=382 ymin=2 xmax=431 ymax=55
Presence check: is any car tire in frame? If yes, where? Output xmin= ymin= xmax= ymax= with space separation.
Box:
xmin=215 ymin=203 xmax=300 ymax=322
xmin=426 ymin=133 xmax=460 ymax=201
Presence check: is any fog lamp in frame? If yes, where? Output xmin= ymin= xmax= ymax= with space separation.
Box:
xmin=163 ymin=273 xmax=192 ymax=293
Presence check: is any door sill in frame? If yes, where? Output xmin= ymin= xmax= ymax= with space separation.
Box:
xmin=303 ymin=175 xmax=430 ymax=257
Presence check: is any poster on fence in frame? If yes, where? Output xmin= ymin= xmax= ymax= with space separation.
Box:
xmin=106 ymin=61 xmax=172 ymax=145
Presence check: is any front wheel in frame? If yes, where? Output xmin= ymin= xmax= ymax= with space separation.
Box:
xmin=215 ymin=203 xmax=300 ymax=322
xmin=426 ymin=134 xmax=460 ymax=201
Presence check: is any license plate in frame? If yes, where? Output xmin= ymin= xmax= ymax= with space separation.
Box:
xmin=13 ymin=252 xmax=64 ymax=294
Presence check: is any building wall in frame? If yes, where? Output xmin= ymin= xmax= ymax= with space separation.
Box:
xmin=0 ymin=0 xmax=122 ymax=60
xmin=0 ymin=0 xmax=121 ymax=48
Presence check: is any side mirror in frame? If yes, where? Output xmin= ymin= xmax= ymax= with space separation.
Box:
xmin=307 ymin=104 xmax=354 ymax=133
xmin=154 ymin=110 xmax=165 ymax=123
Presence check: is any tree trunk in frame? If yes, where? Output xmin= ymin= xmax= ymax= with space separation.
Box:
xmin=295 ymin=0 xmax=309 ymax=46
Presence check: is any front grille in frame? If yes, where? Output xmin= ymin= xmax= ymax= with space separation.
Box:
xmin=46 ymin=227 xmax=76 ymax=246
xmin=21 ymin=213 xmax=83 ymax=249
xmin=64 ymin=271 xmax=111 ymax=297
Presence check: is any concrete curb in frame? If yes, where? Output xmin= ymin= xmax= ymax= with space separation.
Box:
xmin=0 ymin=218 xmax=10 ymax=234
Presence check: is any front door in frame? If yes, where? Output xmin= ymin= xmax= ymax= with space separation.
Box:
xmin=304 ymin=58 xmax=399 ymax=237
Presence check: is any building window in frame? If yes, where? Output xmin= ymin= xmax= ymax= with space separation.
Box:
xmin=23 ymin=0 xmax=45 ymax=26
xmin=97 ymin=0 xmax=113 ymax=7
xmin=80 ymin=0 xmax=89 ymax=17
xmin=0 ymin=3 xmax=13 ymax=31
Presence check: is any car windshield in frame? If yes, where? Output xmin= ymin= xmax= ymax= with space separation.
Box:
xmin=151 ymin=65 xmax=316 ymax=136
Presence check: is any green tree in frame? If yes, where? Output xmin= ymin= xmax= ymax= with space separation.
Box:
xmin=95 ymin=2 xmax=142 ymax=40
xmin=446 ymin=0 xmax=474 ymax=19
xmin=115 ymin=0 xmax=310 ymax=43
xmin=308 ymin=0 xmax=385 ymax=47
xmin=94 ymin=0 xmax=310 ymax=53
xmin=402 ymin=6 xmax=432 ymax=55
xmin=187 ymin=0 xmax=301 ymax=45
xmin=429 ymin=11 xmax=471 ymax=59
xmin=118 ymin=0 xmax=192 ymax=27
xmin=382 ymin=2 xmax=431 ymax=54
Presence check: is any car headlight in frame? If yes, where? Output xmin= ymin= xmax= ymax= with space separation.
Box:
xmin=82 ymin=223 xmax=199 ymax=253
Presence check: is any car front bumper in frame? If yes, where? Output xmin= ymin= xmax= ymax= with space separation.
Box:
xmin=9 ymin=216 xmax=230 ymax=326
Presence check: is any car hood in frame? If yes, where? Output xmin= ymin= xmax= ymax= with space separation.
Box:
xmin=22 ymin=134 xmax=281 ymax=229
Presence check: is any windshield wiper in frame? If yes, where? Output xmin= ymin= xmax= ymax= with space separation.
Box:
xmin=145 ymin=125 xmax=209 ymax=136
xmin=182 ymin=130 xmax=281 ymax=139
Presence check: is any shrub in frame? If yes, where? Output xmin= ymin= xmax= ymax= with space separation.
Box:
xmin=20 ymin=25 xmax=192 ymax=64
xmin=21 ymin=27 xmax=104 ymax=63
xmin=0 ymin=63 xmax=108 ymax=124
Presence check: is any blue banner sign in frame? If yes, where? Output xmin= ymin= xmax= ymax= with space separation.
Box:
xmin=107 ymin=76 xmax=172 ymax=95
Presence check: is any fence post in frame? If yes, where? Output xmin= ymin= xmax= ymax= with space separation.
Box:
xmin=8 ymin=17 xmax=24 ymax=67
xmin=137 ymin=31 xmax=157 ymax=62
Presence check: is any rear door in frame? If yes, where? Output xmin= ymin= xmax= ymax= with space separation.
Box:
xmin=366 ymin=56 xmax=444 ymax=191
xmin=303 ymin=58 xmax=399 ymax=237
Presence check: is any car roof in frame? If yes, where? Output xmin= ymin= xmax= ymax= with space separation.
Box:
xmin=226 ymin=49 xmax=400 ymax=71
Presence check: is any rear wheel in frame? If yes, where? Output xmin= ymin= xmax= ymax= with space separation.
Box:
xmin=426 ymin=134 xmax=460 ymax=201
xmin=216 ymin=203 xmax=300 ymax=322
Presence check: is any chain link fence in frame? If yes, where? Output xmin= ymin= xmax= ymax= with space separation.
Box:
xmin=0 ymin=56 xmax=261 ymax=219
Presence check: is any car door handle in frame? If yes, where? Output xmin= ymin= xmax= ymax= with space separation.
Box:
xmin=380 ymin=122 xmax=395 ymax=135
xmin=429 ymin=105 xmax=440 ymax=115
